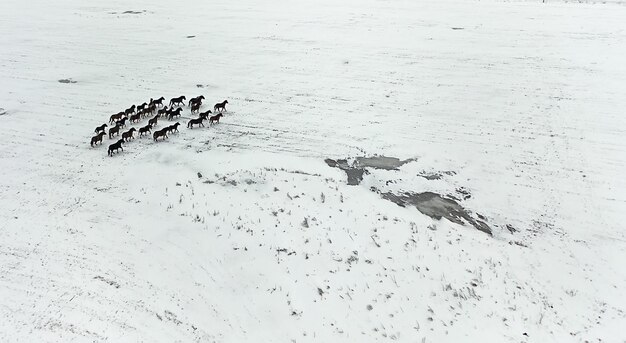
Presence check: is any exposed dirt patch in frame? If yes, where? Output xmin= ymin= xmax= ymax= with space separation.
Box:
xmin=324 ymin=158 xmax=366 ymax=185
xmin=379 ymin=191 xmax=492 ymax=235
xmin=58 ymin=78 xmax=77 ymax=84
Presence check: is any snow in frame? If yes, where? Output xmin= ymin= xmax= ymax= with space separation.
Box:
xmin=1 ymin=0 xmax=625 ymax=341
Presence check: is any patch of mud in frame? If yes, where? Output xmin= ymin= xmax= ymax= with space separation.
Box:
xmin=0 ymin=108 xmax=6 ymax=116
xmin=379 ymin=191 xmax=491 ymax=235
xmin=58 ymin=78 xmax=77 ymax=84
xmin=187 ymin=35 xmax=196 ymax=38
xmin=324 ymin=159 xmax=366 ymax=186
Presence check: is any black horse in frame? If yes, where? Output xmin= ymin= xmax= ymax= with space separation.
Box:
xmin=199 ymin=110 xmax=212 ymax=120
xmin=124 ymin=105 xmax=136 ymax=116
xmin=137 ymin=102 xmax=148 ymax=112
xmin=168 ymin=108 xmax=183 ymax=120
xmin=189 ymin=95 xmax=205 ymax=107
xmin=90 ymin=131 xmax=106 ymax=147
xmin=169 ymin=96 xmax=186 ymax=107
xmin=209 ymin=113 xmax=223 ymax=125
xmin=95 ymin=123 xmax=108 ymax=134
xmin=139 ymin=124 xmax=152 ymax=137
xmin=108 ymin=139 xmax=124 ymax=156
xmin=153 ymin=128 xmax=168 ymax=141
xmin=109 ymin=125 xmax=120 ymax=139
xmin=122 ymin=128 xmax=136 ymax=142
xmin=152 ymin=96 xmax=165 ymax=107
xmin=187 ymin=117 xmax=205 ymax=129
xmin=214 ymin=100 xmax=228 ymax=112
xmin=166 ymin=122 xmax=180 ymax=133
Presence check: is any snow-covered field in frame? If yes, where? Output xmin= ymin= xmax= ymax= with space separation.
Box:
xmin=1 ymin=0 xmax=625 ymax=341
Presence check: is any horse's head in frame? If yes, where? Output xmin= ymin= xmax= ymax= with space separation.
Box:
xmin=181 ymin=96 xmax=186 ymax=100
xmin=199 ymin=95 xmax=205 ymax=100
xmin=224 ymin=100 xmax=229 ymax=104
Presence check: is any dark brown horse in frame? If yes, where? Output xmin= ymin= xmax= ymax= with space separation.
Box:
xmin=95 ymin=123 xmax=108 ymax=134
xmin=116 ymin=117 xmax=128 ymax=128
xmin=90 ymin=131 xmax=106 ymax=147
xmin=190 ymin=102 xmax=201 ymax=114
xmin=209 ymin=113 xmax=223 ymax=125
xmin=168 ymin=108 xmax=183 ymax=120
xmin=148 ymin=115 xmax=158 ymax=127
xmin=109 ymin=125 xmax=120 ymax=139
xmin=130 ymin=113 xmax=141 ymax=123
xmin=187 ymin=117 xmax=205 ymax=128
xmin=169 ymin=96 xmax=186 ymax=107
xmin=108 ymin=139 xmax=124 ymax=156
xmin=137 ymin=102 xmax=148 ymax=112
xmin=214 ymin=100 xmax=228 ymax=112
xmin=147 ymin=103 xmax=157 ymax=115
xmin=122 ymin=128 xmax=136 ymax=142
xmin=139 ymin=124 xmax=152 ymax=137
xmin=157 ymin=106 xmax=169 ymax=117
xmin=153 ymin=128 xmax=168 ymax=141
xmin=109 ymin=112 xmax=125 ymax=124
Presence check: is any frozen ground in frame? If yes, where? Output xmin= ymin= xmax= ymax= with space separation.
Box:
xmin=0 ymin=0 xmax=625 ymax=341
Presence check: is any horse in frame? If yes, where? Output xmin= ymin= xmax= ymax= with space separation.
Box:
xmin=109 ymin=112 xmax=125 ymax=124
xmin=139 ymin=107 xmax=151 ymax=118
xmin=116 ymin=117 xmax=127 ymax=128
xmin=109 ymin=125 xmax=120 ymax=139
xmin=199 ymin=110 xmax=212 ymax=120
xmin=214 ymin=100 xmax=228 ymax=112
xmin=139 ymin=124 xmax=152 ymax=137
xmin=148 ymin=115 xmax=158 ymax=127
xmin=157 ymin=106 xmax=169 ymax=117
xmin=95 ymin=123 xmax=108 ymax=134
xmin=153 ymin=128 xmax=168 ymax=141
xmin=189 ymin=95 xmax=204 ymax=107
xmin=130 ymin=113 xmax=141 ymax=123
xmin=168 ymin=108 xmax=182 ymax=120
xmin=166 ymin=122 xmax=180 ymax=133
xmin=137 ymin=102 xmax=148 ymax=112
xmin=209 ymin=113 xmax=223 ymax=125
xmin=152 ymin=96 xmax=165 ymax=107
xmin=90 ymin=132 xmax=106 ymax=147
xmin=169 ymin=96 xmax=186 ymax=107
xmin=187 ymin=117 xmax=205 ymax=129
xmin=122 ymin=128 xmax=136 ymax=142
xmin=147 ymin=103 xmax=157 ymax=115
xmin=124 ymin=105 xmax=136 ymax=116
xmin=190 ymin=102 xmax=201 ymax=114
xmin=108 ymin=139 xmax=124 ymax=156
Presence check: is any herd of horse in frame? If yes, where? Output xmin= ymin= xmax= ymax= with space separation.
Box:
xmin=90 ymin=96 xmax=228 ymax=156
